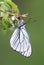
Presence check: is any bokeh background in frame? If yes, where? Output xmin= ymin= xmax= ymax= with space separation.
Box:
xmin=0 ymin=0 xmax=44 ymax=65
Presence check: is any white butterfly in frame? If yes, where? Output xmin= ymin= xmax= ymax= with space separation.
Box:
xmin=10 ymin=20 xmax=32 ymax=57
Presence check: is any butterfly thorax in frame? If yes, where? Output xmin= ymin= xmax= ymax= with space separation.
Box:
xmin=17 ymin=20 xmax=26 ymax=29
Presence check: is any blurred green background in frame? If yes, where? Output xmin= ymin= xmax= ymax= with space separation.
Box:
xmin=0 ymin=0 xmax=44 ymax=65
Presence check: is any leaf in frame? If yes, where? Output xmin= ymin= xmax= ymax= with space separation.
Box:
xmin=4 ymin=0 xmax=19 ymax=13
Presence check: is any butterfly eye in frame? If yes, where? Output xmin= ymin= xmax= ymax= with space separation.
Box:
xmin=17 ymin=17 xmax=21 ymax=20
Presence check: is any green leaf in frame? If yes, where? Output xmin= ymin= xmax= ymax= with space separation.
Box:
xmin=4 ymin=0 xmax=19 ymax=13
xmin=0 ymin=1 xmax=11 ymax=11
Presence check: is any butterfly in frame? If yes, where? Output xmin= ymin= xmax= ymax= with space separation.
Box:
xmin=10 ymin=14 xmax=32 ymax=57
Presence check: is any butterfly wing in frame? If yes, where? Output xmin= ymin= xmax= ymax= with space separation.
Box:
xmin=10 ymin=24 xmax=32 ymax=57
xmin=10 ymin=28 xmax=20 ymax=51
xmin=19 ymin=27 xmax=32 ymax=57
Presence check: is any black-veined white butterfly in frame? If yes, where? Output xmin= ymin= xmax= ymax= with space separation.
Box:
xmin=10 ymin=14 xmax=32 ymax=57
